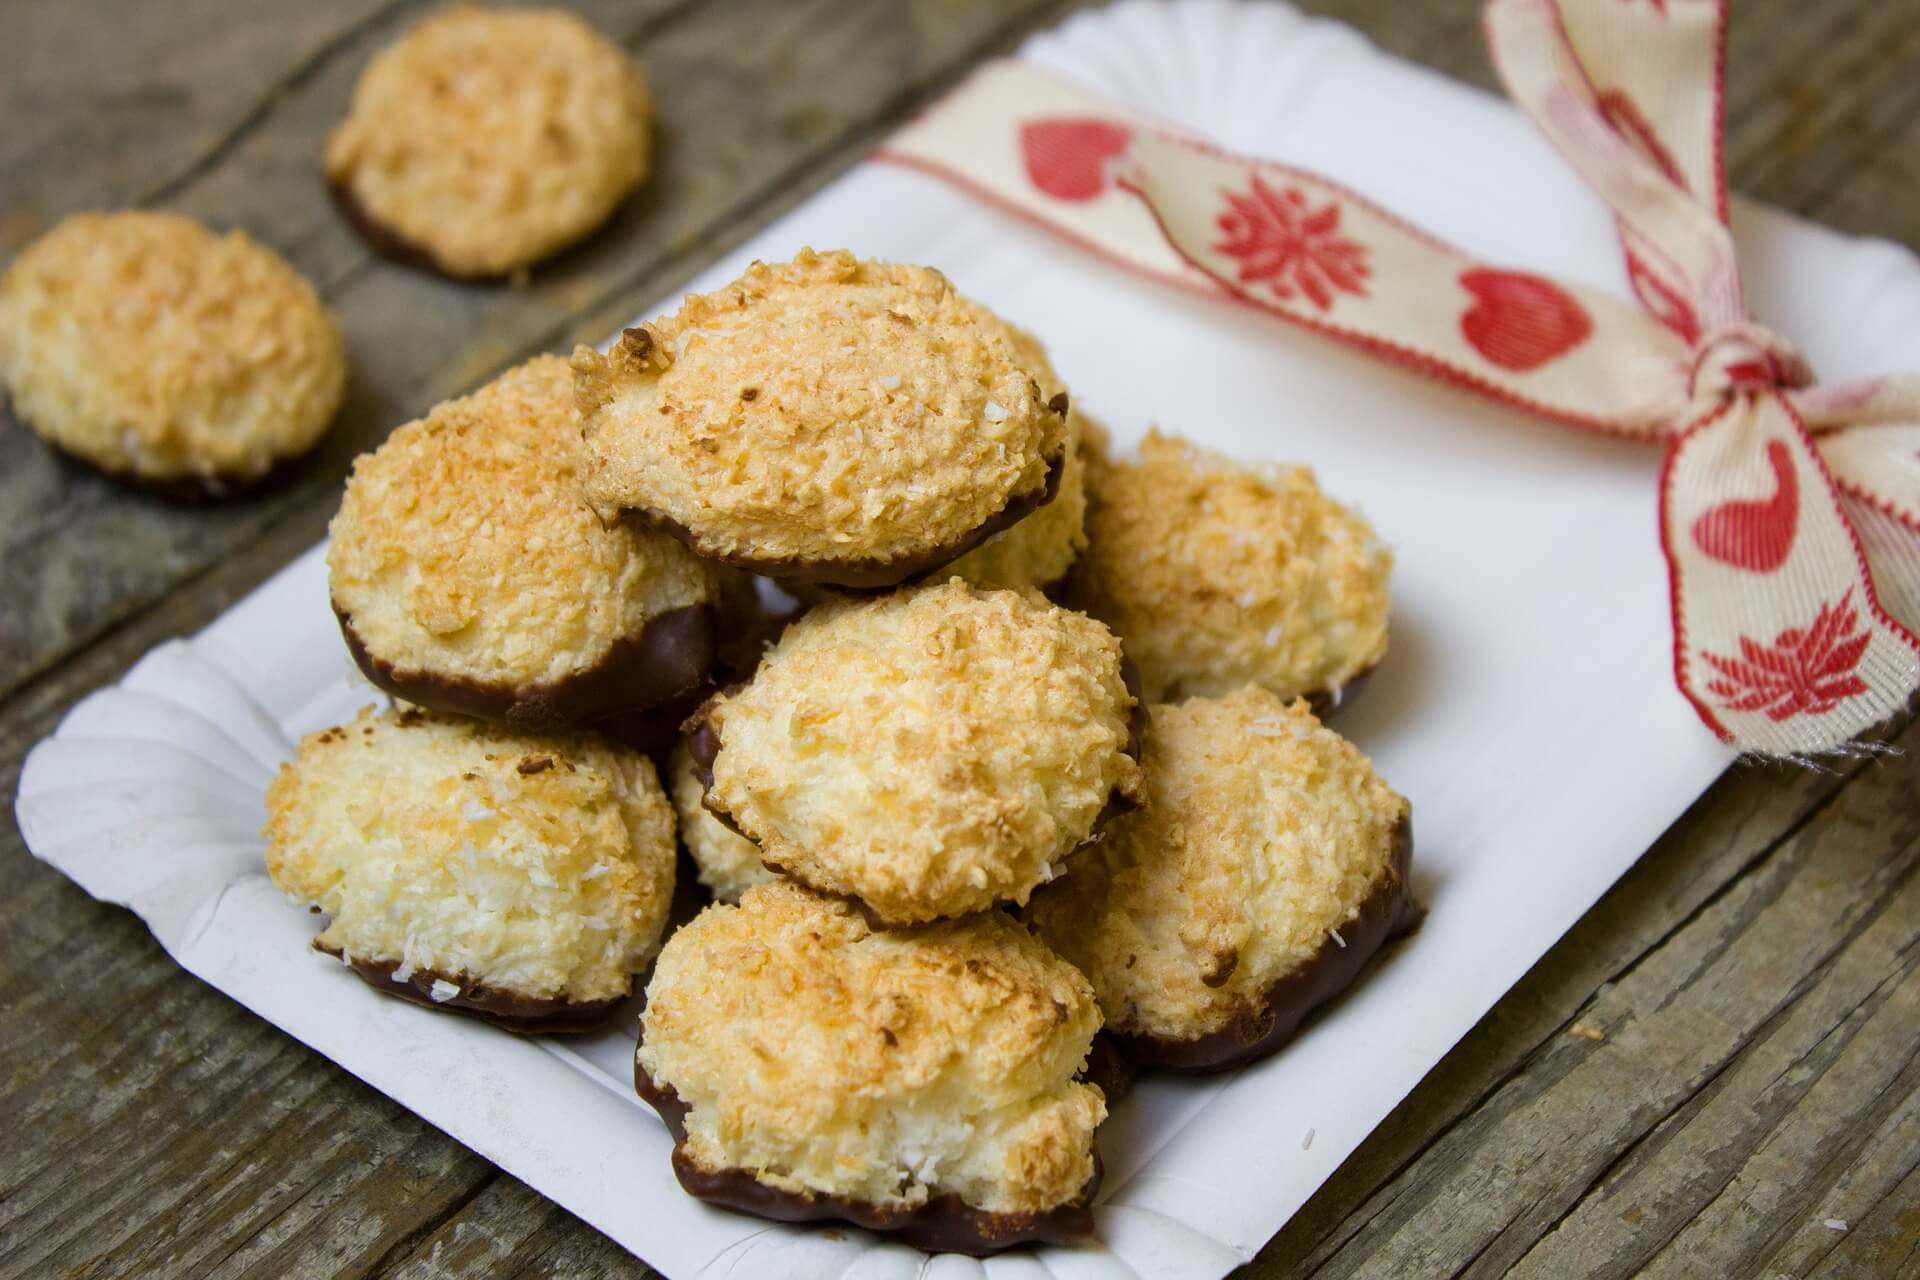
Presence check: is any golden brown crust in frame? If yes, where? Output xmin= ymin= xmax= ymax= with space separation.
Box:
xmin=327 ymin=355 xmax=722 ymax=703
xmin=636 ymin=881 xmax=1106 ymax=1216
xmin=263 ymin=707 xmax=677 ymax=1005
xmin=573 ymin=250 xmax=1066 ymax=581
xmin=325 ymin=6 xmax=650 ymax=277
xmin=668 ymin=741 xmax=775 ymax=903
xmin=1025 ymin=686 xmax=1410 ymax=1045
xmin=697 ymin=580 xmax=1142 ymax=924
xmin=0 ymin=211 xmax=345 ymax=483
xmin=1073 ymin=429 xmax=1392 ymax=702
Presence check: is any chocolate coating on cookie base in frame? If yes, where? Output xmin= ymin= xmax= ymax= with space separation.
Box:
xmin=328 ymin=180 xmax=473 ymax=281
xmin=317 ymin=943 xmax=625 ymax=1034
xmin=335 ymin=601 xmax=716 ymax=731
xmin=1301 ymin=661 xmax=1379 ymax=720
xmin=1108 ymin=811 xmax=1422 ymax=1073
xmin=679 ymin=669 xmax=1147 ymax=928
xmin=597 ymin=684 xmax=713 ymax=764
xmin=633 ymin=1055 xmax=1099 ymax=1254
xmin=626 ymin=444 xmax=1068 ymax=594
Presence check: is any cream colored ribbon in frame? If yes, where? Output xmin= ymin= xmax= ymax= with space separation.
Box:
xmin=877 ymin=0 xmax=1920 ymax=757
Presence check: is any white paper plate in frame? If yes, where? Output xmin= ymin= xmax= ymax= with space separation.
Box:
xmin=18 ymin=3 xmax=1920 ymax=1277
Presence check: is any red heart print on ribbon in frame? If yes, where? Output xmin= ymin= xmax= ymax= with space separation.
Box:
xmin=1020 ymin=119 xmax=1133 ymax=202
xmin=878 ymin=0 xmax=1920 ymax=757
xmin=1459 ymin=269 xmax=1594 ymax=372
xmin=1691 ymin=438 xmax=1798 ymax=572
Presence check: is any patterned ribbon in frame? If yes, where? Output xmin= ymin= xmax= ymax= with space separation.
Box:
xmin=876 ymin=0 xmax=1920 ymax=757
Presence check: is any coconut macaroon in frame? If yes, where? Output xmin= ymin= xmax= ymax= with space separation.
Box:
xmin=573 ymin=249 xmax=1070 ymax=590
xmin=668 ymin=742 xmax=775 ymax=903
xmin=634 ymin=881 xmax=1106 ymax=1252
xmin=0 ymin=210 xmax=345 ymax=494
xmin=329 ymin=354 xmax=724 ymax=729
xmin=263 ymin=706 xmax=677 ymax=1033
xmin=1026 ymin=686 xmax=1419 ymax=1071
xmin=1073 ymin=429 xmax=1392 ymax=707
xmin=687 ymin=580 xmax=1142 ymax=925
xmin=325 ymin=6 xmax=651 ymax=278
xmin=945 ymin=311 xmax=1090 ymax=592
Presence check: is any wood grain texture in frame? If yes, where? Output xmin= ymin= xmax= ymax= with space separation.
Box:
xmin=2 ymin=1 xmax=1917 ymax=1277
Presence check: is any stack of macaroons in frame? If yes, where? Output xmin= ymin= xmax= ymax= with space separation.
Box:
xmin=261 ymin=244 xmax=1418 ymax=1253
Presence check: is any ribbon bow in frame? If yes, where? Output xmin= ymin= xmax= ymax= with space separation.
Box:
xmin=880 ymin=0 xmax=1920 ymax=757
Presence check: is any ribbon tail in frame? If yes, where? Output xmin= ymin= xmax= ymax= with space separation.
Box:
xmin=1843 ymin=495 xmax=1920 ymax=647
xmin=1662 ymin=392 xmax=1920 ymax=752
xmin=1486 ymin=0 xmax=1743 ymax=334
xmin=1817 ymin=420 xmax=1920 ymax=534
xmin=1793 ymin=372 xmax=1920 ymax=430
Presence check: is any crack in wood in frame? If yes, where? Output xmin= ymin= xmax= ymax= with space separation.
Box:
xmin=359 ymin=1168 xmax=504 ymax=1279
xmin=137 ymin=0 xmax=426 ymax=209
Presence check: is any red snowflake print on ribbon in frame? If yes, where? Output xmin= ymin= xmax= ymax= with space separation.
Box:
xmin=1213 ymin=176 xmax=1369 ymax=311
xmin=1701 ymin=589 xmax=1871 ymax=721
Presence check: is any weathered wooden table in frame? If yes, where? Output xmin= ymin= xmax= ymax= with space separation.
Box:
xmin=4 ymin=2 xmax=1917 ymax=1276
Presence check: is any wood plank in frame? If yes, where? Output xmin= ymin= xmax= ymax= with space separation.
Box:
xmin=1724 ymin=1 xmax=1920 ymax=242
xmin=0 ymin=0 xmax=404 ymax=247
xmin=1506 ymin=754 xmax=1920 ymax=1278
xmin=1630 ymin=944 xmax=1920 ymax=1277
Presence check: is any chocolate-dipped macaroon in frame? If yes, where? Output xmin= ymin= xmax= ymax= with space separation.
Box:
xmin=329 ymin=355 xmax=725 ymax=729
xmin=264 ymin=707 xmax=677 ymax=1033
xmin=325 ymin=6 xmax=651 ymax=279
xmin=1025 ymin=685 xmax=1419 ymax=1071
xmin=634 ymin=881 xmax=1107 ymax=1253
xmin=688 ymin=579 xmax=1143 ymax=925
xmin=1072 ymin=429 xmax=1392 ymax=710
xmin=572 ymin=249 xmax=1070 ymax=591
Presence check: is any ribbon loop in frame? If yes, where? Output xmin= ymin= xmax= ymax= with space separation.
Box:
xmin=1687 ymin=323 xmax=1814 ymax=406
